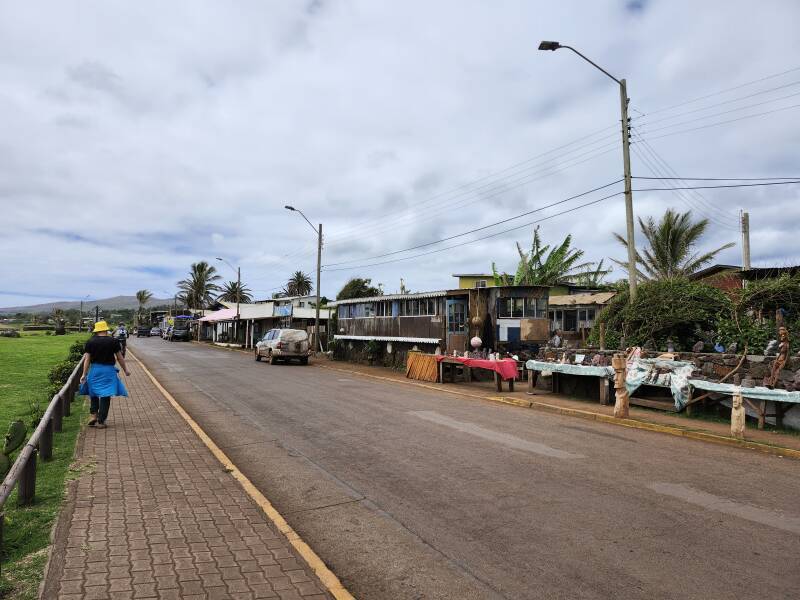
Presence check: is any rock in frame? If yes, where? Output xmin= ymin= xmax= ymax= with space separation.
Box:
xmin=702 ymin=362 xmax=716 ymax=377
xmin=747 ymin=355 xmax=765 ymax=363
xmin=779 ymin=369 xmax=795 ymax=382
xmin=692 ymin=340 xmax=705 ymax=354
xmin=749 ymin=363 xmax=768 ymax=379
xmin=740 ymin=378 xmax=756 ymax=388
xmin=723 ymin=357 xmax=739 ymax=367
xmin=765 ymin=340 xmax=779 ymax=356
xmin=794 ymin=370 xmax=800 ymax=387
xmin=726 ymin=342 xmax=738 ymax=354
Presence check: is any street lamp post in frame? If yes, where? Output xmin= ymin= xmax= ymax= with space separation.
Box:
xmin=216 ymin=258 xmax=241 ymax=344
xmin=285 ymin=206 xmax=322 ymax=353
xmin=538 ymin=40 xmax=638 ymax=300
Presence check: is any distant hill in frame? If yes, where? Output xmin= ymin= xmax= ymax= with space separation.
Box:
xmin=0 ymin=295 xmax=174 ymax=314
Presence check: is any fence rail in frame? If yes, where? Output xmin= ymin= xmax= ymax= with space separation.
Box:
xmin=0 ymin=361 xmax=81 ymax=571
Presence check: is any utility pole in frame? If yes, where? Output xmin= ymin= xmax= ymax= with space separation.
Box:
xmin=740 ymin=210 xmax=751 ymax=288
xmin=740 ymin=210 xmax=751 ymax=270
xmin=538 ymin=41 xmax=638 ymax=300
xmin=619 ymin=78 xmax=637 ymax=300
xmin=94 ymin=305 xmax=99 ymax=323
xmin=79 ymin=300 xmax=83 ymax=332
xmin=236 ymin=266 xmax=241 ymax=344
xmin=315 ymin=224 xmax=322 ymax=353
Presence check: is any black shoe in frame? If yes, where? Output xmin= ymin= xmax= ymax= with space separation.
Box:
xmin=88 ymin=418 xmax=97 ymax=427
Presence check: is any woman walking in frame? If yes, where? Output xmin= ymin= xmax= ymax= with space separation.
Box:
xmin=80 ymin=320 xmax=131 ymax=429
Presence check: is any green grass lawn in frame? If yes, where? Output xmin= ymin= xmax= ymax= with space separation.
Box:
xmin=0 ymin=333 xmax=88 ymax=599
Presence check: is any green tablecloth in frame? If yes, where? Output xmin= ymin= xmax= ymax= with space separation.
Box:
xmin=689 ymin=379 xmax=800 ymax=404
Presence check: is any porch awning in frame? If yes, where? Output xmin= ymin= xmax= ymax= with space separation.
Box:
xmin=334 ymin=335 xmax=440 ymax=344
xmin=198 ymin=308 xmax=237 ymax=322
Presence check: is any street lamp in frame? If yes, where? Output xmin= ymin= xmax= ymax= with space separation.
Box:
xmin=538 ymin=40 xmax=638 ymax=300
xmin=285 ymin=205 xmax=322 ymax=353
xmin=79 ymin=294 xmax=90 ymax=332
xmin=216 ymin=257 xmax=241 ymax=344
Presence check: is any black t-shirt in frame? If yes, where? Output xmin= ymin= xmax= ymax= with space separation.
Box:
xmin=85 ymin=336 xmax=122 ymax=365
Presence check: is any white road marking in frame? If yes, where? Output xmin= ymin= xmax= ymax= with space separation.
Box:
xmin=648 ymin=482 xmax=800 ymax=535
xmin=409 ymin=410 xmax=583 ymax=459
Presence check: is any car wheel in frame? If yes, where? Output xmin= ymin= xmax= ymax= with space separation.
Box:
xmin=255 ymin=349 xmax=261 ymax=362
xmin=269 ymin=352 xmax=278 ymax=365
xmin=300 ymin=356 xmax=308 ymax=365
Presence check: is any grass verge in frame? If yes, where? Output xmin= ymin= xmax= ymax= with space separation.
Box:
xmin=0 ymin=333 xmax=88 ymax=599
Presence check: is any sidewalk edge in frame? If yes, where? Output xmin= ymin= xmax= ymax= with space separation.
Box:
xmin=314 ymin=362 xmax=800 ymax=461
xmin=130 ymin=352 xmax=355 ymax=600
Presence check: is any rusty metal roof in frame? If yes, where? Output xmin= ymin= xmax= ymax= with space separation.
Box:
xmin=548 ymin=291 xmax=617 ymax=307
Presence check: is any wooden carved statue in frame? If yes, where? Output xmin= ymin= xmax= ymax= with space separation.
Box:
xmin=764 ymin=326 xmax=790 ymax=388
xmin=611 ymin=353 xmax=630 ymax=419
xmin=730 ymin=392 xmax=745 ymax=439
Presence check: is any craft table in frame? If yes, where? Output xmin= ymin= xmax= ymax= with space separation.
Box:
xmin=525 ymin=360 xmax=614 ymax=404
xmin=436 ymin=356 xmax=519 ymax=392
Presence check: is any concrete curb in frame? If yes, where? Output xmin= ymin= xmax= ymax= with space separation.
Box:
xmin=314 ymin=363 xmax=800 ymax=461
xmin=130 ymin=351 xmax=355 ymax=600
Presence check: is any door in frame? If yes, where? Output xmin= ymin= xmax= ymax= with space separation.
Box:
xmin=446 ymin=298 xmax=468 ymax=354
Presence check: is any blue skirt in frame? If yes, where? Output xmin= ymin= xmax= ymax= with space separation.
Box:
xmin=79 ymin=363 xmax=128 ymax=398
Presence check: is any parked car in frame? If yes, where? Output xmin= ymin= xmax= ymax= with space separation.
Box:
xmin=149 ymin=326 xmax=162 ymax=337
xmin=169 ymin=323 xmax=192 ymax=341
xmin=136 ymin=326 xmax=151 ymax=338
xmin=255 ymin=329 xmax=310 ymax=364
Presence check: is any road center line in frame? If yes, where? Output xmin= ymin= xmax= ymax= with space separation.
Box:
xmin=648 ymin=482 xmax=800 ymax=535
xmin=409 ymin=411 xmax=584 ymax=459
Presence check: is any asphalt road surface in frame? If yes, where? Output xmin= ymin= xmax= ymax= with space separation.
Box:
xmin=129 ymin=338 xmax=800 ymax=600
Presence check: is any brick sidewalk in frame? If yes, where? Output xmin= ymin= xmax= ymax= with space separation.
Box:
xmin=43 ymin=359 xmax=332 ymax=600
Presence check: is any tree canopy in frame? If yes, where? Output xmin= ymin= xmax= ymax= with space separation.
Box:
xmin=492 ymin=226 xmax=599 ymax=286
xmin=218 ymin=280 xmax=253 ymax=303
xmin=613 ymin=209 xmax=734 ymax=281
xmin=177 ymin=261 xmax=222 ymax=309
xmin=284 ymin=271 xmax=313 ymax=297
xmin=336 ymin=277 xmax=383 ymax=300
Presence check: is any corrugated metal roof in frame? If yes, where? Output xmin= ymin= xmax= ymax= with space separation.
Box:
xmin=548 ymin=292 xmax=616 ymax=307
xmin=334 ymin=335 xmax=440 ymax=344
xmin=330 ymin=290 xmax=448 ymax=306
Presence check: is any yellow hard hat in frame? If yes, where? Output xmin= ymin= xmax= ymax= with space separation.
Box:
xmin=93 ymin=320 xmax=110 ymax=333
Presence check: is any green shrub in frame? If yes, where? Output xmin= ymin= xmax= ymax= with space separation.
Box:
xmin=67 ymin=339 xmax=88 ymax=362
xmin=47 ymin=360 xmax=76 ymax=386
xmin=589 ymin=279 xmax=731 ymax=350
xmin=365 ymin=339 xmax=381 ymax=362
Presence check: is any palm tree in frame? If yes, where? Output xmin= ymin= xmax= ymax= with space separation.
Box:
xmin=135 ymin=289 xmax=153 ymax=317
xmin=177 ymin=262 xmax=222 ymax=309
xmin=492 ymin=226 xmax=595 ymax=286
xmin=613 ymin=209 xmax=735 ymax=281
xmin=284 ymin=271 xmax=313 ymax=296
xmin=218 ymin=280 xmax=253 ymax=303
xmin=572 ymin=259 xmax=612 ymax=287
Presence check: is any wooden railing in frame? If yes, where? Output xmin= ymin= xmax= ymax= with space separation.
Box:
xmin=0 ymin=361 xmax=81 ymax=571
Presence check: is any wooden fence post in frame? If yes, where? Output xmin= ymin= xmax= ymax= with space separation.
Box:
xmin=53 ymin=394 xmax=64 ymax=433
xmin=40 ymin=418 xmax=54 ymax=461
xmin=612 ymin=353 xmax=630 ymax=419
xmin=63 ymin=386 xmax=71 ymax=417
xmin=18 ymin=450 xmax=37 ymax=506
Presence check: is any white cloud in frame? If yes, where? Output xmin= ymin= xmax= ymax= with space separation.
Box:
xmin=1 ymin=0 xmax=799 ymax=306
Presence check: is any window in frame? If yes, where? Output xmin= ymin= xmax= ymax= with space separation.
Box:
xmin=448 ymin=302 xmax=466 ymax=332
xmin=375 ymin=301 xmax=389 ymax=317
xmin=474 ymin=280 xmax=487 ymax=288
xmin=298 ymin=301 xmax=305 ymax=308
xmin=364 ymin=303 xmax=375 ymax=317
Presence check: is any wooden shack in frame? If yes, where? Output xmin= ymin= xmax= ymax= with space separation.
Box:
xmin=331 ymin=285 xmax=550 ymax=363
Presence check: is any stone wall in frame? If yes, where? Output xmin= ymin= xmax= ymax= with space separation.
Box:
xmin=536 ymin=347 xmax=800 ymax=389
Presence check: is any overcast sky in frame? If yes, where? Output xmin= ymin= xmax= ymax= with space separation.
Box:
xmin=2 ymin=0 xmax=799 ymax=307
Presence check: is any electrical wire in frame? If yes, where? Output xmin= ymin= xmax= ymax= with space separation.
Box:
xmin=322 ymin=191 xmax=623 ymax=272
xmin=632 ymin=176 xmax=800 ymax=181
xmin=324 ymin=179 xmax=623 ymax=267
xmin=631 ymin=129 xmax=740 ymax=228
xmin=632 ymin=181 xmax=800 ymax=191
xmin=642 ymin=65 xmax=800 ymax=116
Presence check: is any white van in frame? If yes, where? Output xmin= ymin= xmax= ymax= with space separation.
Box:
xmin=255 ymin=329 xmax=310 ymax=365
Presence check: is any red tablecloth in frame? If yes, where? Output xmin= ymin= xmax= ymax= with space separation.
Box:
xmin=435 ymin=356 xmax=519 ymax=380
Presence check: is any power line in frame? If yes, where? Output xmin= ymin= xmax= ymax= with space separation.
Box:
xmin=631 ymin=129 xmax=740 ymax=227
xmin=635 ymin=91 xmax=800 ymax=136
xmin=642 ymin=65 xmax=800 ymax=116
xmin=322 ymin=191 xmax=624 ymax=272
xmin=642 ymin=102 xmax=800 ymax=141
xmin=632 ymin=176 xmax=800 ymax=181
xmin=324 ymin=179 xmax=623 ymax=267
xmin=632 ymin=180 xmax=800 ymax=191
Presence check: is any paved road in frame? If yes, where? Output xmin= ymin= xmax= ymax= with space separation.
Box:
xmin=130 ymin=338 xmax=800 ymax=600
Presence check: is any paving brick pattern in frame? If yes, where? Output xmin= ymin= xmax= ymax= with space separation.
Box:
xmin=47 ymin=360 xmax=332 ymax=600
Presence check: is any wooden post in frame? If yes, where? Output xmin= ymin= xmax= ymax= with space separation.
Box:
xmin=775 ymin=402 xmax=785 ymax=429
xmin=731 ymin=392 xmax=745 ymax=439
xmin=598 ymin=377 xmax=609 ymax=405
xmin=494 ymin=371 xmax=502 ymax=392
xmin=438 ymin=360 xmax=443 ymax=384
xmin=599 ymin=323 xmax=606 ymax=351
xmin=63 ymin=387 xmax=71 ymax=417
xmin=53 ymin=394 xmax=64 ymax=433
xmin=18 ymin=450 xmax=37 ymax=506
xmin=40 ymin=418 xmax=54 ymax=461
xmin=612 ymin=353 xmax=630 ymax=419
xmin=757 ymin=400 xmax=766 ymax=430
xmin=527 ymin=370 xmax=535 ymax=395
xmin=508 ymin=377 xmax=514 ymax=392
